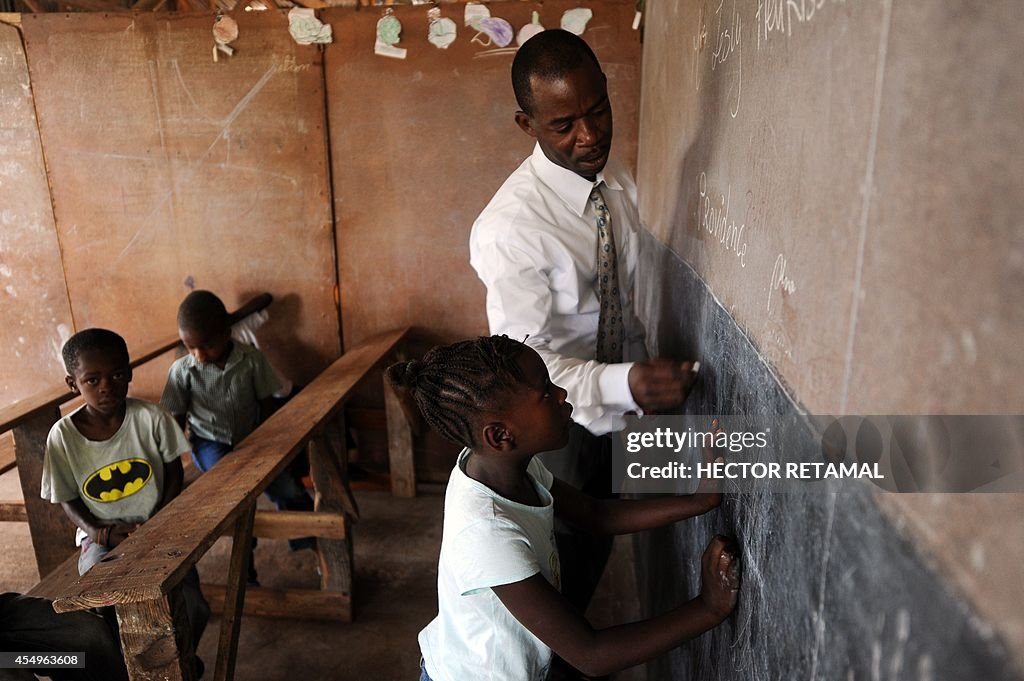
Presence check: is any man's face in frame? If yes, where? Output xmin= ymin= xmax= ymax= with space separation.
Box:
xmin=515 ymin=60 xmax=613 ymax=181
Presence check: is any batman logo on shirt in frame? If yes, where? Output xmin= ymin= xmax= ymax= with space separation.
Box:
xmin=83 ymin=459 xmax=152 ymax=503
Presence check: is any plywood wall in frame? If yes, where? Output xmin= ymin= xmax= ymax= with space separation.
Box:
xmin=0 ymin=23 xmax=75 ymax=406
xmin=19 ymin=12 xmax=340 ymax=398
xmin=3 ymin=5 xmax=641 ymax=406
xmin=325 ymin=1 xmax=641 ymax=348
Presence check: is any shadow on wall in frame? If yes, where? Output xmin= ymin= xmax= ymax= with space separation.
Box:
xmin=239 ymin=290 xmax=337 ymax=388
xmin=630 ymin=234 xmax=1019 ymax=681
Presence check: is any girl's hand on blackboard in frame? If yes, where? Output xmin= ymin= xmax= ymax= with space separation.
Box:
xmin=698 ymin=535 xmax=741 ymax=620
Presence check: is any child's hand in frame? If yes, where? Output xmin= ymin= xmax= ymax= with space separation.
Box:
xmin=698 ymin=535 xmax=740 ymax=621
xmin=107 ymin=522 xmax=141 ymax=547
xmin=694 ymin=419 xmax=725 ymax=509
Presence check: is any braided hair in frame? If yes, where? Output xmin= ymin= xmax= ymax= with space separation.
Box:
xmin=386 ymin=336 xmax=527 ymax=449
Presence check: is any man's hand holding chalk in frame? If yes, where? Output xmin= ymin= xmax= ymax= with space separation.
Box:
xmin=628 ymin=358 xmax=702 ymax=412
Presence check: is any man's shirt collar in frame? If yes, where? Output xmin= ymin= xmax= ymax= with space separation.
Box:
xmin=529 ymin=143 xmax=624 ymax=218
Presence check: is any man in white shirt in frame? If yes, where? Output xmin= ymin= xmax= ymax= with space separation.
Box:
xmin=470 ymin=30 xmax=698 ymax=611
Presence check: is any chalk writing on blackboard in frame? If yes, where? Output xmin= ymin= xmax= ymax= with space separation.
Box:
xmin=693 ymin=0 xmax=743 ymax=118
xmin=698 ymin=171 xmax=748 ymax=267
xmin=767 ymin=253 xmax=797 ymax=312
xmin=755 ymin=0 xmax=846 ymax=48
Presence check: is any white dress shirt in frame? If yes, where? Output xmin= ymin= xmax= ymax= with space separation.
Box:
xmin=470 ymin=144 xmax=647 ymax=435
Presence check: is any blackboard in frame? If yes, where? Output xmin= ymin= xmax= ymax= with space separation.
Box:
xmin=629 ymin=0 xmax=1024 ymax=677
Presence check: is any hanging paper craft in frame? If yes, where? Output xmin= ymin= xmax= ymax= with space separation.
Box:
xmin=516 ymin=11 xmax=545 ymax=46
xmin=212 ymin=15 xmax=238 ymax=62
xmin=476 ymin=17 xmax=513 ymax=47
xmin=375 ymin=10 xmax=407 ymax=59
xmin=377 ymin=13 xmax=402 ymax=46
xmin=560 ymin=8 xmax=593 ymax=35
xmin=464 ymin=2 xmax=490 ymax=29
xmin=427 ymin=7 xmax=457 ymax=49
xmin=288 ymin=8 xmax=333 ymax=45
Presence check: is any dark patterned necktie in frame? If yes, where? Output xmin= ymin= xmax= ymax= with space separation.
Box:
xmin=590 ymin=185 xmax=623 ymax=363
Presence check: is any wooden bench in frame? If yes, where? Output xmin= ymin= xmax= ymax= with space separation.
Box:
xmin=42 ymin=327 xmax=414 ymax=681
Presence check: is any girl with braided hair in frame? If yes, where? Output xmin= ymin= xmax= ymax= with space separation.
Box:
xmin=388 ymin=336 xmax=740 ymax=681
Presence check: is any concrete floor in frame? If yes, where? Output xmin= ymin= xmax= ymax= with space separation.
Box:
xmin=0 ymin=467 xmax=645 ymax=681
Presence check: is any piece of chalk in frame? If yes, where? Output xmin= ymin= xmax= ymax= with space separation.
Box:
xmin=692 ymin=361 xmax=701 ymax=373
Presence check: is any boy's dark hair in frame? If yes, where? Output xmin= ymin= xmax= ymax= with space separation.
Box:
xmin=177 ymin=290 xmax=228 ymax=336
xmin=385 ymin=336 xmax=527 ymax=449
xmin=62 ymin=328 xmax=130 ymax=375
xmin=512 ymin=29 xmax=603 ymax=116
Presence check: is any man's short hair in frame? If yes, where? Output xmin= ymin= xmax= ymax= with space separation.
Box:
xmin=62 ymin=328 xmax=129 ymax=375
xmin=511 ymin=29 xmax=603 ymax=116
xmin=177 ymin=290 xmax=228 ymax=336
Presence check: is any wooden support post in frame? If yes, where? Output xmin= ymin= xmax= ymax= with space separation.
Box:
xmin=214 ymin=503 xmax=256 ymax=681
xmin=308 ymin=433 xmax=353 ymax=599
xmin=116 ymin=586 xmax=197 ymax=681
xmin=383 ymin=370 xmax=416 ymax=498
xmin=325 ymin=413 xmax=359 ymax=519
xmin=12 ymin=406 xmax=78 ymax=577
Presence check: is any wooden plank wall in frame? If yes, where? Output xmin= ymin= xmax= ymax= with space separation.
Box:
xmin=0 ymin=23 xmax=76 ymax=407
xmin=325 ymin=1 xmax=641 ymax=348
xmin=3 ymin=5 xmax=641 ymax=406
xmin=18 ymin=12 xmax=340 ymax=399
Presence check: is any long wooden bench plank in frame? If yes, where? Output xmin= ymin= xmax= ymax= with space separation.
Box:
xmin=27 ymin=552 xmax=82 ymax=600
xmin=203 ymin=585 xmax=351 ymax=622
xmin=0 ymin=500 xmax=27 ymax=522
xmin=51 ymin=327 xmax=410 ymax=614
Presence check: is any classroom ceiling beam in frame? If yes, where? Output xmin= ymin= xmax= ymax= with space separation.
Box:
xmin=54 ymin=0 xmax=125 ymax=10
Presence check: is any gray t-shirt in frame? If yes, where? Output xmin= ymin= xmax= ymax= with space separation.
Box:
xmin=41 ymin=398 xmax=190 ymax=544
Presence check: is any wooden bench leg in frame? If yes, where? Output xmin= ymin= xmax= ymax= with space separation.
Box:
xmin=12 ymin=406 xmax=78 ymax=577
xmin=213 ymin=503 xmax=256 ymax=681
xmin=116 ymin=585 xmax=198 ymax=681
xmin=309 ymin=430 xmax=354 ymax=601
xmin=383 ymin=373 xmax=416 ymax=498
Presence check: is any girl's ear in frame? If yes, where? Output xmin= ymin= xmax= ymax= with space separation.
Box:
xmin=482 ymin=421 xmax=515 ymax=451
xmin=64 ymin=375 xmax=79 ymax=394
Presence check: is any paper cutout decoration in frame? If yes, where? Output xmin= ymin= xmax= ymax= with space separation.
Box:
xmin=464 ymin=3 xmax=490 ymax=29
xmin=477 ymin=17 xmax=513 ymax=47
xmin=560 ymin=8 xmax=593 ymax=35
xmin=212 ymin=15 xmax=238 ymax=62
xmin=288 ymin=8 xmax=333 ymax=45
xmin=375 ymin=10 xmax=407 ymax=59
xmin=427 ymin=7 xmax=457 ymax=49
xmin=376 ymin=13 xmax=402 ymax=46
xmin=517 ymin=11 xmax=545 ymax=46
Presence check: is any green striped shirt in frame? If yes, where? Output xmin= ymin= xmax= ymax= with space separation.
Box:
xmin=160 ymin=341 xmax=280 ymax=445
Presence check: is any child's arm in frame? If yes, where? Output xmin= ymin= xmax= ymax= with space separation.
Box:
xmin=553 ymin=430 xmax=724 ymax=535
xmin=59 ymin=499 xmax=138 ymax=548
xmin=159 ymin=458 xmax=184 ymax=509
xmin=553 ymin=477 xmax=719 ymax=535
xmin=492 ymin=535 xmax=740 ymax=677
